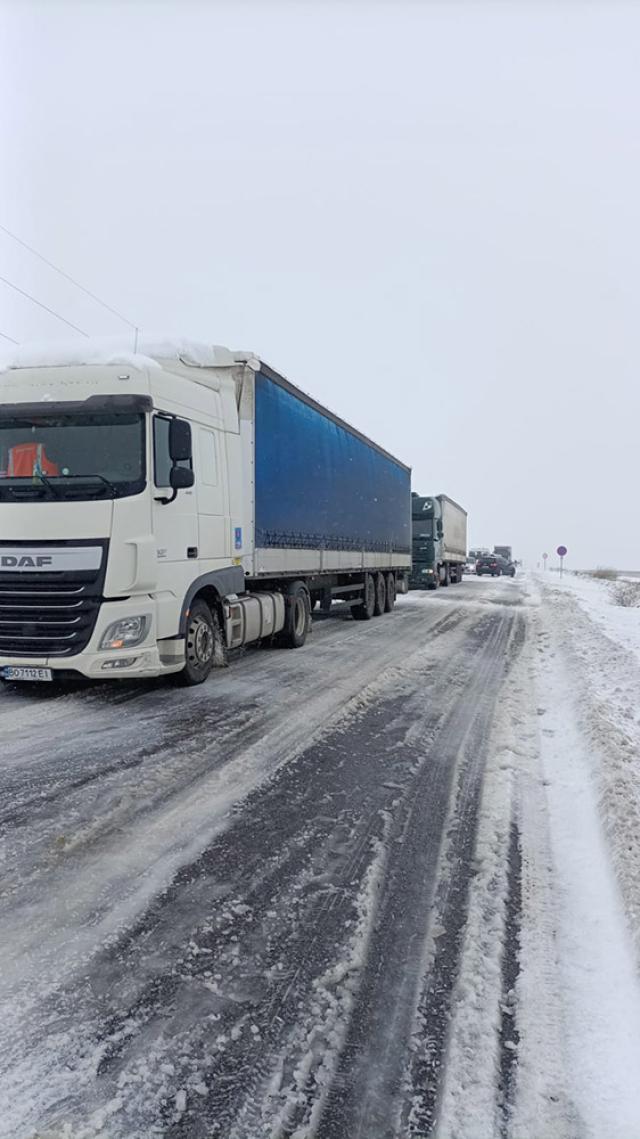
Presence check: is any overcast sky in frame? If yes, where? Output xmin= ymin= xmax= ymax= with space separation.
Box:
xmin=1 ymin=0 xmax=639 ymax=568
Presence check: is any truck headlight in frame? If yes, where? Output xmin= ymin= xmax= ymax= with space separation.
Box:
xmin=100 ymin=615 xmax=150 ymax=650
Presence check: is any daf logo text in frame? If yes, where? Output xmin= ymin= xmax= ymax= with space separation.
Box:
xmin=0 ymin=547 xmax=102 ymax=573
xmin=1 ymin=554 xmax=53 ymax=568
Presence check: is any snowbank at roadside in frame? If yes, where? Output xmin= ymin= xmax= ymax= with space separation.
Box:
xmin=425 ymin=574 xmax=640 ymax=1138
xmin=536 ymin=572 xmax=640 ymax=954
xmin=541 ymin=571 xmax=640 ymax=667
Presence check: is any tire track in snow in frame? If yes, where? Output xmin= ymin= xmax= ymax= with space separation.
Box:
xmin=403 ymin=614 xmax=525 ymax=1138
xmin=317 ymin=612 xmax=517 ymax=1139
xmin=0 ymin=604 xmax=474 ymax=1137
xmin=497 ymin=820 xmax=522 ymax=1137
xmin=64 ymin=613 xmax=514 ymax=1138
xmin=0 ymin=607 xmax=465 ymax=924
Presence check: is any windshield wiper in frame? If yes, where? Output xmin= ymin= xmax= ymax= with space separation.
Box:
xmin=58 ymin=474 xmax=117 ymax=498
xmin=89 ymin=474 xmax=117 ymax=496
xmin=34 ymin=473 xmax=61 ymax=499
xmin=0 ymin=474 xmax=120 ymax=500
xmin=0 ymin=478 xmax=56 ymax=500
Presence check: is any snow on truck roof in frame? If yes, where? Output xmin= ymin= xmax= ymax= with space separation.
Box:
xmin=0 ymin=335 xmax=255 ymax=373
xmin=0 ymin=335 xmax=411 ymax=473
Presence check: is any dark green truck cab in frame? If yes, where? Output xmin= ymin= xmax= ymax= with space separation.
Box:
xmin=409 ymin=493 xmax=468 ymax=590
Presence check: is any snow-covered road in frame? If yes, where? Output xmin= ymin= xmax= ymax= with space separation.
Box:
xmin=1 ymin=575 xmax=639 ymax=1138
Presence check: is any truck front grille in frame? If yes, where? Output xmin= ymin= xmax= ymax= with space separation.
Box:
xmin=0 ymin=542 xmax=107 ymax=659
xmin=0 ymin=580 xmax=103 ymax=657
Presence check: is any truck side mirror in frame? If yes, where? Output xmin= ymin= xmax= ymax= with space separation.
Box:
xmin=168 ymin=466 xmax=193 ymax=489
xmin=170 ymin=466 xmax=194 ymax=491
xmin=155 ymin=458 xmax=194 ymax=505
xmin=169 ymin=419 xmax=192 ymax=462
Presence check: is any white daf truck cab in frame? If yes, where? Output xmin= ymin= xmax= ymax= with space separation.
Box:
xmin=0 ymin=340 xmax=288 ymax=684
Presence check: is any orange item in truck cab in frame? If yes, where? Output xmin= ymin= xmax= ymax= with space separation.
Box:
xmin=8 ymin=443 xmax=60 ymax=478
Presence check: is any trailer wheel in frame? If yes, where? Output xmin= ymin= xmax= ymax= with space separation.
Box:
xmin=373 ymin=572 xmax=386 ymax=616
xmin=281 ymin=580 xmax=310 ymax=648
xmin=384 ymin=572 xmax=396 ymax=612
xmin=180 ymin=600 xmax=225 ymax=686
xmin=353 ymin=573 xmax=376 ymax=621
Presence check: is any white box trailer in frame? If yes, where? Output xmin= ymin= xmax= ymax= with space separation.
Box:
xmin=440 ymin=496 xmax=468 ymax=564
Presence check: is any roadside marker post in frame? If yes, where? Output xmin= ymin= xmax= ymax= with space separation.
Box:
xmin=557 ymin=545 xmax=567 ymax=577
xmin=542 ymin=552 xmax=548 ymax=571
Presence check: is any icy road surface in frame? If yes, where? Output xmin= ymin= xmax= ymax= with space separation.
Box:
xmin=1 ymin=575 xmax=640 ymax=1138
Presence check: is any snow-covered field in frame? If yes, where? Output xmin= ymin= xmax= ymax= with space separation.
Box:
xmin=1 ymin=574 xmax=639 ymax=1137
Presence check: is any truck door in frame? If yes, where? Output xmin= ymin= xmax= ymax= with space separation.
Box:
xmin=151 ymin=414 xmax=198 ymax=569
xmin=195 ymin=426 xmax=230 ymax=563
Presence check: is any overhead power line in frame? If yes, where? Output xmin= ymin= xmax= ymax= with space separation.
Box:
xmin=0 ymin=331 xmax=19 ymax=344
xmin=0 ymin=274 xmax=89 ymax=337
xmin=0 ymin=222 xmax=138 ymax=332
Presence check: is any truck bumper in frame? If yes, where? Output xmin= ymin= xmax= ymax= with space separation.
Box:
xmin=409 ymin=567 xmax=437 ymax=589
xmin=0 ymin=599 xmax=184 ymax=681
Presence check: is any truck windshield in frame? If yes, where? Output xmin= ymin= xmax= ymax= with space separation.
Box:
xmin=0 ymin=413 xmax=145 ymax=501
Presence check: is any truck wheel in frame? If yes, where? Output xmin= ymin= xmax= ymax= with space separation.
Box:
xmin=441 ymin=566 xmax=450 ymax=587
xmin=281 ymin=580 xmax=310 ymax=648
xmin=180 ymin=600 xmax=225 ymax=686
xmin=384 ymin=572 xmax=396 ymax=611
xmin=353 ymin=573 xmax=376 ymax=621
xmin=373 ymin=572 xmax=386 ymax=616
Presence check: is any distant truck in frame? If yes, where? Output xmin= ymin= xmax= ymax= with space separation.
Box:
xmin=409 ymin=494 xmax=468 ymax=590
xmin=493 ymin=545 xmax=513 ymax=562
xmin=0 ymin=338 xmax=412 ymax=685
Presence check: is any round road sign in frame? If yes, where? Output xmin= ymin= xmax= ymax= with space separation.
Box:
xmin=557 ymin=545 xmax=567 ymax=557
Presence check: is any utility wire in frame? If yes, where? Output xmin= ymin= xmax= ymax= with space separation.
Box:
xmin=0 ymin=331 xmax=19 ymax=344
xmin=0 ymin=222 xmax=138 ymax=332
xmin=0 ymin=274 xmax=89 ymax=337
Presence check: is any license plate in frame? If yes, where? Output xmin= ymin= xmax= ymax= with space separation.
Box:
xmin=2 ymin=666 xmax=53 ymax=682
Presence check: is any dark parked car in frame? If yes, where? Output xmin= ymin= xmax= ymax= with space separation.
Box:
xmin=476 ymin=554 xmax=516 ymax=577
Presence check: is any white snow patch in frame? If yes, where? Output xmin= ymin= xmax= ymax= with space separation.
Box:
xmin=0 ymin=334 xmax=250 ymax=373
xmin=537 ymin=574 xmax=640 ymax=953
xmin=533 ymin=615 xmax=640 ymax=1135
xmin=435 ymin=639 xmax=520 ymax=1138
xmin=438 ymin=576 xmax=640 ymax=1138
xmin=550 ymin=571 xmax=640 ymax=668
